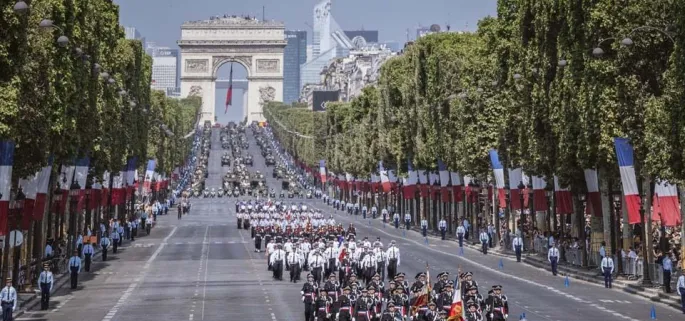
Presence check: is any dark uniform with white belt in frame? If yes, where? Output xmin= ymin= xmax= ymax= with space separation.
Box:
xmin=82 ymin=242 xmax=95 ymax=272
xmin=39 ymin=263 xmax=54 ymax=310
xmin=547 ymin=244 xmax=559 ymax=276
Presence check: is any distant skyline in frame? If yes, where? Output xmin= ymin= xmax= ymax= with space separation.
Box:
xmin=115 ymin=0 xmax=497 ymax=124
xmin=115 ymin=0 xmax=496 ymax=49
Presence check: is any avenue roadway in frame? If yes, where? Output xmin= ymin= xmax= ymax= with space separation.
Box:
xmin=15 ymin=127 xmax=681 ymax=321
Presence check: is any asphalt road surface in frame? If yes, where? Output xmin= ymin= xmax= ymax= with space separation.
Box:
xmin=17 ymin=127 xmax=681 ymax=321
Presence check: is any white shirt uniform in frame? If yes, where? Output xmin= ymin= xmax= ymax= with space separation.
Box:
xmin=386 ymin=246 xmax=401 ymax=266
xmin=0 ymin=286 xmax=17 ymax=309
xmin=270 ymin=249 xmax=286 ymax=265
xmin=438 ymin=220 xmax=447 ymax=230
xmin=600 ymin=257 xmax=614 ymax=274
xmin=512 ymin=236 xmax=523 ymax=250
xmin=456 ymin=226 xmax=465 ymax=235
xmin=361 ymin=253 xmax=376 ymax=268
xmin=548 ymin=247 xmax=559 ymax=262
xmin=39 ymin=270 xmax=54 ymax=291
xmin=404 ymin=214 xmax=411 ymax=222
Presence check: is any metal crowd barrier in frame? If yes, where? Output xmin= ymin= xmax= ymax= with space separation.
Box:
xmin=621 ymin=257 xmax=639 ymax=279
xmin=565 ymin=248 xmax=584 ymax=267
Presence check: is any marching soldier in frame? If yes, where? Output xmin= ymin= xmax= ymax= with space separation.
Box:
xmin=323 ymin=243 xmax=338 ymax=279
xmin=82 ymin=241 xmax=95 ymax=272
xmin=479 ymin=229 xmax=489 ymax=255
xmin=337 ymin=286 xmax=354 ymax=321
xmin=0 ymin=278 xmax=16 ymax=321
xmin=379 ymin=301 xmax=402 ymax=321
xmin=323 ymin=273 xmax=340 ymax=302
xmin=254 ymin=228 xmax=263 ymax=252
xmin=38 ymin=263 xmax=53 ymax=310
xmin=68 ymin=251 xmax=82 ymax=289
xmin=456 ymin=223 xmax=466 ymax=247
xmin=315 ymin=289 xmax=333 ymax=321
xmin=460 ymin=272 xmax=478 ymax=298
xmin=301 ymin=274 xmax=318 ymax=321
xmin=465 ymin=299 xmax=483 ymax=321
xmin=484 ymin=285 xmax=508 ymax=321
xmin=308 ymin=249 xmax=326 ymax=285
xmin=439 ymin=217 xmax=447 ymax=240
xmin=354 ymin=287 xmax=373 ymax=321
xmin=385 ymin=241 xmax=400 ymax=281
xmin=464 ymin=286 xmax=485 ymax=312
xmin=287 ymin=249 xmax=302 ymax=283
xmin=270 ymin=243 xmax=286 ymax=281
xmin=433 ymin=271 xmax=449 ymax=295
xmin=436 ymin=282 xmax=454 ymax=314
xmin=367 ymin=286 xmax=382 ymax=319
xmin=100 ymin=234 xmax=111 ymax=261
xmin=512 ymin=233 xmax=523 ymax=262
xmin=423 ymin=302 xmax=439 ymax=321
xmin=404 ymin=213 xmax=411 ymax=231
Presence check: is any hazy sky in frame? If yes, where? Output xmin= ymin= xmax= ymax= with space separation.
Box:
xmin=115 ymin=0 xmax=497 ymax=123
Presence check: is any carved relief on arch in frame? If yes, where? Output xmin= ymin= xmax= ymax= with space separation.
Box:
xmin=211 ymin=55 xmax=252 ymax=76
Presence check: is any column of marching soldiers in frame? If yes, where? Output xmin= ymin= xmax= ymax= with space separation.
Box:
xmin=233 ymin=199 xmax=510 ymax=321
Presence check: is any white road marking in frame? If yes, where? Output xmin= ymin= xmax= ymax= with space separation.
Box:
xmin=50 ymin=295 xmax=74 ymax=312
xmin=336 ymin=213 xmax=646 ymax=321
xmin=201 ymin=225 xmax=210 ymax=320
xmin=100 ymin=226 xmax=177 ymax=321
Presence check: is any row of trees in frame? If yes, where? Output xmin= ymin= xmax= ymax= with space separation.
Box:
xmin=266 ymin=0 xmax=685 ymax=192
xmin=0 ymin=0 xmax=199 ymax=180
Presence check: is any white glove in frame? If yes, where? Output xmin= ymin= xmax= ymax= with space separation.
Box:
xmin=336 ymin=313 xmax=339 ymax=319
xmin=505 ymin=314 xmax=509 ymax=319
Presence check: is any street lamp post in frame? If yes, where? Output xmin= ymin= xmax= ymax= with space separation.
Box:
xmin=528 ymin=183 xmax=535 ymax=231
xmin=84 ymin=187 xmax=91 ymax=236
xmin=49 ymin=187 xmax=62 ymax=240
xmin=639 ymin=193 xmax=652 ymax=285
xmin=67 ymin=180 xmax=80 ymax=256
xmin=517 ymin=181 xmax=526 ymax=247
xmin=470 ymin=181 xmax=481 ymax=244
xmin=611 ymin=192 xmax=623 ymax=276
xmin=578 ymin=193 xmax=588 ymax=267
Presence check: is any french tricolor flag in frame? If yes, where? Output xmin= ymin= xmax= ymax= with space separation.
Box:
xmin=653 ymin=180 xmax=681 ymax=226
xmin=437 ymin=160 xmax=451 ymax=202
xmin=113 ymin=172 xmax=124 ymax=205
xmin=101 ymin=171 xmax=111 ymax=208
xmin=58 ymin=164 xmax=76 ymax=214
xmin=584 ymin=169 xmax=603 ymax=217
xmin=614 ymin=138 xmax=641 ymax=224
xmin=144 ymin=159 xmax=156 ymax=193
xmin=33 ymin=159 xmax=52 ymax=221
xmin=0 ymin=141 xmax=15 ymax=236
xmin=319 ymin=160 xmax=327 ymax=184
xmin=18 ymin=175 xmax=38 ymax=230
xmin=508 ymin=168 xmax=523 ymax=210
xmin=417 ymin=169 xmax=429 ymax=198
xmin=553 ymin=175 xmax=573 ymax=214
xmin=90 ymin=178 xmax=101 ymax=211
xmin=450 ymin=171 xmax=463 ymax=202
xmin=402 ymin=159 xmax=417 ymax=199
xmin=74 ymin=157 xmax=90 ymax=212
xmin=379 ymin=161 xmax=391 ymax=193
xmin=532 ymin=176 xmax=548 ymax=211
xmin=126 ymin=157 xmax=137 ymax=194
xmin=488 ymin=150 xmax=507 ymax=208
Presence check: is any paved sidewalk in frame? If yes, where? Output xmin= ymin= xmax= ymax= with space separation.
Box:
xmin=394 ymin=221 xmax=684 ymax=311
xmin=13 ymin=230 xmax=155 ymax=319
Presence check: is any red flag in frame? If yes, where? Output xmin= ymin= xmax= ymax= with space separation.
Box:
xmin=225 ymin=63 xmax=233 ymax=114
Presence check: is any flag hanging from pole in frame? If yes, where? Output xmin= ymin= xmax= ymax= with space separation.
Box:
xmin=225 ymin=63 xmax=233 ymax=114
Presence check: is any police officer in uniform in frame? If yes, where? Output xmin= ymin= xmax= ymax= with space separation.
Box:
xmin=601 ymin=254 xmax=614 ymax=288
xmin=439 ymin=217 xmax=447 ymax=240
xmin=512 ymin=234 xmax=523 ymax=262
xmin=82 ymin=241 xmax=95 ymax=272
xmin=287 ymin=249 xmax=302 ymax=283
xmin=68 ymin=251 xmax=82 ymax=289
xmin=270 ymin=244 xmax=286 ymax=281
xmin=308 ymin=249 xmax=325 ymax=285
xmin=547 ymin=243 xmax=559 ymax=276
xmin=38 ymin=263 xmax=53 ymax=310
xmin=420 ymin=216 xmax=428 ymax=237
xmin=456 ymin=223 xmax=466 ymax=247
xmin=465 ymin=299 xmax=483 ymax=321
xmin=404 ymin=213 xmax=411 ymax=231
xmin=301 ymin=274 xmax=318 ymax=321
xmin=100 ymin=234 xmax=111 ymax=261
xmin=479 ymin=229 xmax=489 ymax=255
xmin=111 ymin=228 xmax=120 ymax=253
xmin=393 ymin=213 xmax=400 ymax=229
xmin=0 ymin=278 xmax=16 ymax=321
xmin=385 ymin=241 xmax=400 ymax=281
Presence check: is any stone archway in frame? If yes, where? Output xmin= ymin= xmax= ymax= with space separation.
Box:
xmin=178 ymin=16 xmax=287 ymax=124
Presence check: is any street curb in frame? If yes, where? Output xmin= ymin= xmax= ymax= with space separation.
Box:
xmin=14 ymin=246 xmax=106 ymax=319
xmin=348 ymin=214 xmax=683 ymax=312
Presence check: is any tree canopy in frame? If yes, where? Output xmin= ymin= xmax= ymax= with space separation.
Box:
xmin=265 ymin=0 xmax=685 ymax=192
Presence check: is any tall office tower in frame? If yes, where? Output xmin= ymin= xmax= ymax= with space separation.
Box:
xmin=150 ymin=47 xmax=179 ymax=92
xmin=300 ymin=0 xmax=353 ymax=87
xmin=284 ymin=30 xmax=307 ymax=104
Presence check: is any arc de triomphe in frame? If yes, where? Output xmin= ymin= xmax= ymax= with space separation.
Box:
xmin=178 ymin=16 xmax=286 ymax=124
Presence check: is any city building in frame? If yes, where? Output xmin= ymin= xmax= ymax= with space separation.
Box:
xmin=283 ymin=30 xmax=307 ymax=105
xmin=150 ymin=47 xmax=179 ymax=93
xmin=300 ymin=0 xmax=354 ymax=88
xmin=302 ymin=45 xmax=396 ymax=105
xmin=344 ymin=30 xmax=379 ymax=43
xmin=124 ymin=26 xmax=146 ymax=50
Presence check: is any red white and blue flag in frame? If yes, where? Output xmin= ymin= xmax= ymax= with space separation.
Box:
xmin=18 ymin=174 xmax=38 ymax=230
xmin=74 ymin=157 xmax=90 ymax=211
xmin=144 ymin=159 xmax=156 ymax=193
xmin=402 ymin=159 xmax=417 ymax=199
xmin=225 ymin=63 xmax=233 ymax=114
xmin=379 ymin=161 xmax=391 ymax=193
xmin=653 ymin=180 xmax=681 ymax=226
xmin=614 ymin=138 xmax=641 ymax=224
xmin=101 ymin=171 xmax=111 ymax=208
xmin=583 ymin=169 xmax=602 ymax=216
xmin=553 ymin=175 xmax=573 ymax=214
xmin=508 ymin=168 xmax=523 ymax=210
xmin=450 ymin=171 xmax=463 ymax=202
xmin=532 ymin=176 xmax=548 ymax=212
xmin=319 ymin=160 xmax=327 ymax=184
xmin=34 ymin=158 xmax=53 ymax=221
xmin=0 ymin=141 xmax=15 ymax=236
xmin=488 ymin=150 xmax=506 ymax=208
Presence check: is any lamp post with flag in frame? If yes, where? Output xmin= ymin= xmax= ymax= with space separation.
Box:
xmin=611 ymin=192 xmax=624 ymax=276
xmin=517 ymin=181 xmax=526 ymax=245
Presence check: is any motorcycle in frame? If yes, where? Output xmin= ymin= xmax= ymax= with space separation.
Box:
xmin=203 ymin=190 xmax=209 ymax=198
xmin=217 ymin=188 xmax=224 ymax=197
xmin=233 ymin=188 xmax=240 ymax=197
xmin=306 ymin=190 xmax=313 ymax=199
xmin=279 ymin=191 xmax=285 ymax=198
xmin=210 ymin=188 xmax=216 ymax=198
xmin=193 ymin=190 xmax=201 ymax=198
xmin=269 ymin=189 xmax=276 ymax=198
